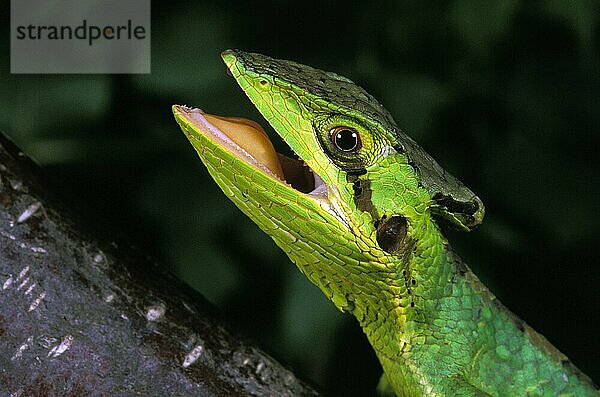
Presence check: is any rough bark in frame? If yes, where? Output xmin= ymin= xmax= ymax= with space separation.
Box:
xmin=0 ymin=132 xmax=320 ymax=397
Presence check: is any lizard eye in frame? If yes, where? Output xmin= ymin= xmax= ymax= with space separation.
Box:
xmin=314 ymin=115 xmax=375 ymax=171
xmin=330 ymin=127 xmax=361 ymax=152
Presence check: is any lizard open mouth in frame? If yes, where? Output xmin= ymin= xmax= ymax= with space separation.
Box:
xmin=175 ymin=106 xmax=326 ymax=197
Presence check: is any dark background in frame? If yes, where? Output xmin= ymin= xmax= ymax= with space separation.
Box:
xmin=1 ymin=1 xmax=598 ymax=395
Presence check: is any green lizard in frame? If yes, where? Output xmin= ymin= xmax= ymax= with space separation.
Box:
xmin=173 ymin=50 xmax=598 ymax=396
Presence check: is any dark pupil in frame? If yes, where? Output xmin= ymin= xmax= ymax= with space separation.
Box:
xmin=334 ymin=129 xmax=358 ymax=151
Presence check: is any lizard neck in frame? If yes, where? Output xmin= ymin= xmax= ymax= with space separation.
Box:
xmin=354 ymin=219 xmax=597 ymax=396
xmin=353 ymin=219 xmax=458 ymax=372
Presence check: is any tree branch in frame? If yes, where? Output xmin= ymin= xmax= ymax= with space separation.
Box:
xmin=0 ymin=132 xmax=320 ymax=397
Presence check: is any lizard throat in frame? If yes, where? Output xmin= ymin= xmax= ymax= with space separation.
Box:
xmin=176 ymin=106 xmax=327 ymax=197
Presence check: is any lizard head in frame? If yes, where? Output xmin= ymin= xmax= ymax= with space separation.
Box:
xmin=173 ymin=50 xmax=484 ymax=312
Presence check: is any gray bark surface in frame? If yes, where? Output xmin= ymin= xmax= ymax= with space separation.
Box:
xmin=0 ymin=133 xmax=320 ymax=397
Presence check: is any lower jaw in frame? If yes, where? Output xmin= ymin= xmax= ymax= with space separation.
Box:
xmin=174 ymin=105 xmax=327 ymax=197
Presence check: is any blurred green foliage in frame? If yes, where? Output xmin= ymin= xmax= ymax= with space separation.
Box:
xmin=1 ymin=1 xmax=598 ymax=395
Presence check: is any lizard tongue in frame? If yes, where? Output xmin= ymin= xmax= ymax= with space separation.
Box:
xmin=204 ymin=114 xmax=285 ymax=181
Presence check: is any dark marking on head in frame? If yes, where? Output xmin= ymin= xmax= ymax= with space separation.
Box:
xmin=393 ymin=143 xmax=405 ymax=153
xmin=352 ymin=179 xmax=362 ymax=196
xmin=348 ymin=175 xmax=377 ymax=220
xmin=347 ymin=168 xmax=367 ymax=176
xmin=433 ymin=193 xmax=479 ymax=216
xmin=408 ymin=160 xmax=419 ymax=174
xmin=431 ymin=192 xmax=484 ymax=231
